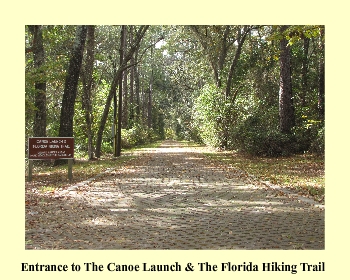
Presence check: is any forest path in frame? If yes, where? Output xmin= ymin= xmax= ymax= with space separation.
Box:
xmin=26 ymin=140 xmax=324 ymax=249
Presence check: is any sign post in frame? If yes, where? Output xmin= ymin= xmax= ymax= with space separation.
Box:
xmin=68 ymin=159 xmax=73 ymax=181
xmin=27 ymin=137 xmax=74 ymax=181
xmin=28 ymin=159 xmax=33 ymax=182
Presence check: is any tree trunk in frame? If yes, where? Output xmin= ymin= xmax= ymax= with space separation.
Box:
xmin=116 ymin=25 xmax=126 ymax=157
xmin=278 ymin=25 xmax=295 ymax=134
xmin=221 ymin=26 xmax=249 ymax=148
xmin=225 ymin=26 xmax=250 ymax=98
xmin=54 ymin=25 xmax=87 ymax=165
xmin=28 ymin=25 xmax=47 ymax=137
xmin=81 ymin=25 xmax=95 ymax=160
xmin=142 ymin=84 xmax=147 ymax=123
xmin=95 ymin=68 xmax=119 ymax=158
xmin=128 ymin=26 xmax=135 ymax=128
xmin=129 ymin=55 xmax=135 ymax=127
xmin=147 ymin=43 xmax=154 ymax=129
xmin=121 ymin=27 xmax=129 ymax=128
xmin=318 ymin=26 xmax=325 ymax=121
xmin=58 ymin=25 xmax=87 ymax=138
xmin=122 ymin=70 xmax=129 ymax=128
xmin=94 ymin=25 xmax=149 ymax=158
xmin=189 ymin=25 xmax=228 ymax=88
xmin=148 ymin=75 xmax=153 ymax=129
xmin=301 ymin=35 xmax=309 ymax=107
xmin=134 ymin=49 xmax=141 ymax=121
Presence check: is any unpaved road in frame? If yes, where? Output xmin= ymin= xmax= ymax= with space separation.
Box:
xmin=25 ymin=140 xmax=324 ymax=249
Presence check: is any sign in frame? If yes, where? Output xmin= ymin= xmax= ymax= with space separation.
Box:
xmin=28 ymin=137 xmax=74 ymax=160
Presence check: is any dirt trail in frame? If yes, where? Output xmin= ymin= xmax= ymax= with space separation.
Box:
xmin=25 ymin=140 xmax=324 ymax=249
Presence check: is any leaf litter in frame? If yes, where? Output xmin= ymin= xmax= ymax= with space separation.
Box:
xmin=25 ymin=140 xmax=324 ymax=250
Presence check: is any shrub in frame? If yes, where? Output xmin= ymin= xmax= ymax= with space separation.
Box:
xmin=233 ymin=115 xmax=294 ymax=156
xmin=101 ymin=140 xmax=114 ymax=154
xmin=192 ymin=84 xmax=230 ymax=148
xmin=165 ymin=128 xmax=176 ymax=140
xmin=120 ymin=124 xmax=160 ymax=149
xmin=292 ymin=118 xmax=324 ymax=154
xmin=309 ymin=126 xmax=325 ymax=155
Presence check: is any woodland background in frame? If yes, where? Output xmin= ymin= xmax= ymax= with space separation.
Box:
xmin=25 ymin=25 xmax=325 ymax=159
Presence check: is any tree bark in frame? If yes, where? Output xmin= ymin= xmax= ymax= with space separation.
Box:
xmin=122 ymin=27 xmax=129 ymax=128
xmin=134 ymin=48 xmax=141 ymax=121
xmin=116 ymin=25 xmax=126 ymax=157
xmin=148 ymin=73 xmax=153 ymax=129
xmin=58 ymin=25 xmax=87 ymax=138
xmin=278 ymin=25 xmax=295 ymax=134
xmin=95 ymin=25 xmax=149 ymax=158
xmin=28 ymin=25 xmax=47 ymax=137
xmin=95 ymin=68 xmax=119 ymax=158
xmin=225 ymin=26 xmax=250 ymax=98
xmin=301 ymin=35 xmax=309 ymax=107
xmin=129 ymin=55 xmax=135 ymax=126
xmin=318 ymin=26 xmax=325 ymax=121
xmin=81 ymin=25 xmax=95 ymax=160
xmin=128 ymin=26 xmax=135 ymax=128
xmin=122 ymin=71 xmax=129 ymax=128
xmin=148 ymin=44 xmax=154 ymax=129
xmin=190 ymin=25 xmax=229 ymax=88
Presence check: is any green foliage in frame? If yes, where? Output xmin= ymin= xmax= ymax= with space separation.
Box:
xmin=267 ymin=25 xmax=322 ymax=45
xmin=292 ymin=110 xmax=324 ymax=154
xmin=165 ymin=128 xmax=176 ymax=140
xmin=294 ymin=123 xmax=324 ymax=155
xmin=227 ymin=105 xmax=324 ymax=157
xmin=309 ymin=126 xmax=325 ymax=155
xmin=121 ymin=124 xmax=153 ymax=148
xmin=25 ymin=25 xmax=325 ymax=159
xmin=233 ymin=115 xmax=295 ymax=157
xmin=101 ymin=140 xmax=114 ymax=154
xmin=192 ymin=84 xmax=226 ymax=147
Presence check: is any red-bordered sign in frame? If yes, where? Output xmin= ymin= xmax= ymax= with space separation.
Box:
xmin=28 ymin=137 xmax=74 ymax=160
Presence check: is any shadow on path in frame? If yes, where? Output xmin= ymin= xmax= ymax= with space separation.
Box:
xmin=25 ymin=140 xmax=324 ymax=250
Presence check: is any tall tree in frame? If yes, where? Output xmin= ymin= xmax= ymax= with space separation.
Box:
xmin=189 ymin=25 xmax=231 ymax=88
xmin=121 ymin=27 xmax=129 ymax=129
xmin=58 ymin=25 xmax=87 ymax=138
xmin=28 ymin=25 xmax=47 ymax=137
xmin=189 ymin=25 xmax=251 ymax=97
xmin=122 ymin=69 xmax=129 ymax=128
xmin=225 ymin=26 xmax=251 ymax=99
xmin=190 ymin=25 xmax=252 ymax=148
xmin=95 ymin=25 xmax=149 ymax=158
xmin=25 ymin=25 xmax=325 ymax=158
xmin=116 ymin=25 xmax=126 ymax=157
xmin=134 ymin=47 xmax=141 ymax=122
xmin=318 ymin=26 xmax=325 ymax=121
xmin=129 ymin=31 xmax=136 ymax=127
xmin=278 ymin=25 xmax=295 ymax=134
xmin=81 ymin=25 xmax=95 ymax=160
xmin=147 ymin=43 xmax=154 ymax=129
xmin=301 ymin=34 xmax=310 ymax=107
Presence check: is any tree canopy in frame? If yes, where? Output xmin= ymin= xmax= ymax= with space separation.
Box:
xmin=25 ymin=25 xmax=325 ymax=158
